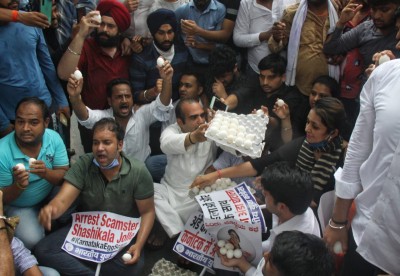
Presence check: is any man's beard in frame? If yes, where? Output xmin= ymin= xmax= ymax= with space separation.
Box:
xmin=95 ymin=31 xmax=121 ymax=48
xmin=154 ymin=38 xmax=173 ymax=51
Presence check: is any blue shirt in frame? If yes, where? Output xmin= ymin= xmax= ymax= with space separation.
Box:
xmin=0 ymin=129 xmax=69 ymax=207
xmin=0 ymin=22 xmax=69 ymax=131
xmin=175 ymin=0 xmax=226 ymax=64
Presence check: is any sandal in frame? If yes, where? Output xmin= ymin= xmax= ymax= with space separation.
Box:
xmin=146 ymin=221 xmax=168 ymax=251
xmin=176 ymin=255 xmax=194 ymax=270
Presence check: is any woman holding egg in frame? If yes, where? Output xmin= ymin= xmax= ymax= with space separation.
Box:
xmin=192 ymin=97 xmax=347 ymax=206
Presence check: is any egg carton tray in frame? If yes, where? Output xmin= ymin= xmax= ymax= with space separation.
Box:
xmin=205 ymin=111 xmax=268 ymax=158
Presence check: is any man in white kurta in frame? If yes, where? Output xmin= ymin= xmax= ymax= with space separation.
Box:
xmin=325 ymin=59 xmax=400 ymax=276
xmin=155 ymin=99 xmax=217 ymax=237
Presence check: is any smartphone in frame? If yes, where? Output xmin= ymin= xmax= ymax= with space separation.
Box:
xmin=40 ymin=0 xmax=52 ymax=24
xmin=210 ymin=96 xmax=229 ymax=112
xmin=76 ymin=6 xmax=86 ymax=23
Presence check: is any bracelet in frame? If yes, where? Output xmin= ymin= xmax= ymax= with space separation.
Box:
xmin=15 ymin=182 xmax=27 ymax=190
xmin=143 ymin=90 xmax=150 ymax=102
xmin=217 ymin=170 xmax=222 ymax=179
xmin=188 ymin=132 xmax=195 ymax=144
xmin=328 ymin=219 xmax=346 ymax=230
xmin=331 ymin=218 xmax=348 ymax=225
xmin=67 ymin=46 xmax=81 ymax=56
xmin=0 ymin=216 xmax=7 ymax=220
xmin=11 ymin=10 xmax=19 ymax=22
xmin=282 ymin=127 xmax=292 ymax=131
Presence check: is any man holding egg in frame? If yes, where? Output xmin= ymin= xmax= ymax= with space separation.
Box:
xmin=149 ymin=98 xmax=217 ymax=248
xmin=0 ymin=97 xmax=69 ymax=250
xmin=57 ymin=0 xmax=132 ymax=153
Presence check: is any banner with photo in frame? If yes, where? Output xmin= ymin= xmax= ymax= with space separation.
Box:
xmin=62 ymin=211 xmax=141 ymax=263
xmin=206 ymin=219 xmax=262 ymax=272
xmin=195 ymin=182 xmax=266 ymax=233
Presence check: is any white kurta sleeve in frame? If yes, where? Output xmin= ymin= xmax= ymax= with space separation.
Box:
xmin=160 ymin=124 xmax=188 ymax=155
xmin=78 ymin=108 xmax=112 ymax=129
xmin=335 ymin=68 xmax=376 ymax=199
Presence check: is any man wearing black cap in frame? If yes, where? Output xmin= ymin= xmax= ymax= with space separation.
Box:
xmin=57 ymin=0 xmax=132 ymax=153
xmin=130 ymin=8 xmax=189 ymax=104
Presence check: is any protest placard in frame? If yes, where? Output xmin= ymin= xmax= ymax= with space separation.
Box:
xmin=206 ymin=219 xmax=262 ymax=272
xmin=173 ymin=211 xmax=217 ymax=269
xmin=195 ymin=182 xmax=266 ymax=233
xmin=62 ymin=211 xmax=141 ymax=263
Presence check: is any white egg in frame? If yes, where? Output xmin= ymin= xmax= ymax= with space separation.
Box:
xmin=236 ymin=132 xmax=245 ymax=139
xmin=225 ymin=243 xmax=234 ymax=250
xmin=122 ymin=253 xmax=132 ymax=262
xmin=217 ymin=130 xmax=227 ymax=140
xmin=220 ymin=123 xmax=229 ymax=129
xmin=73 ymin=70 xmax=83 ymax=80
xmin=231 ymin=118 xmax=239 ymax=125
xmin=228 ymin=129 xmax=237 ymax=136
xmin=226 ymin=249 xmax=234 ymax=259
xmin=229 ymin=123 xmax=238 ymax=130
xmin=199 ymin=190 xmax=206 ymax=195
xmin=256 ymin=109 xmax=264 ymax=116
xmin=378 ymin=54 xmax=390 ymax=65
xmin=214 ymin=113 xmax=222 ymax=119
xmin=276 ymin=99 xmax=285 ymax=107
xmin=233 ymin=249 xmax=242 ymax=258
xmin=226 ymin=134 xmax=235 ymax=144
xmin=219 ymin=247 xmax=227 ymax=255
xmin=215 ymin=186 xmax=223 ymax=191
xmin=244 ymin=139 xmax=252 ymax=150
xmin=211 ymin=183 xmax=217 ymax=190
xmin=191 ymin=186 xmax=199 ymax=194
xmin=215 ymin=179 xmax=222 ymax=185
xmin=217 ymin=240 xmax=226 ymax=248
xmin=333 ymin=241 xmax=343 ymax=254
xmin=29 ymin=158 xmax=36 ymax=166
xmin=235 ymin=137 xmax=244 ymax=147
xmin=157 ymin=57 xmax=165 ymax=67
xmin=211 ymin=121 xmax=221 ymax=128
xmin=204 ymin=186 xmax=212 ymax=193
xmin=208 ymin=127 xmax=218 ymax=137
xmin=15 ymin=163 xmax=25 ymax=171
xmin=92 ymin=13 xmax=101 ymax=23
